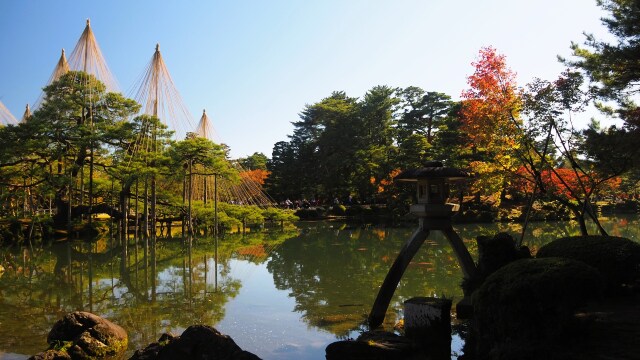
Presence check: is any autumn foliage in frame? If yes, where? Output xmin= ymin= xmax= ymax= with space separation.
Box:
xmin=371 ymin=168 xmax=402 ymax=194
xmin=460 ymin=46 xmax=521 ymax=150
xmin=459 ymin=47 xmax=523 ymax=202
xmin=240 ymin=169 xmax=270 ymax=186
xmin=514 ymin=167 xmax=622 ymax=201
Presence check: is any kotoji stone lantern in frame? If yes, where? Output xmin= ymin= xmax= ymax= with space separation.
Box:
xmin=368 ymin=161 xmax=479 ymax=328
xmin=397 ymin=161 xmax=470 ymax=220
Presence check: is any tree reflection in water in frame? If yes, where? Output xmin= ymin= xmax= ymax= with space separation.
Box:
xmin=266 ymin=217 xmax=640 ymax=338
xmin=0 ymin=229 xmax=298 ymax=355
xmin=0 ymin=217 xmax=638 ymax=357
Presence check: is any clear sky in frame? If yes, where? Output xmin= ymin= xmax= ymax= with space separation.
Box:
xmin=0 ymin=0 xmax=611 ymax=158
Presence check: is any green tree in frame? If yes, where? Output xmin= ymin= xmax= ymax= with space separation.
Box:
xmin=353 ymin=85 xmax=399 ymax=202
xmin=516 ymin=72 xmax=620 ymax=236
xmin=564 ymin=0 xmax=640 ymax=108
xmin=563 ymin=0 xmax=640 ymax=192
xmin=237 ymin=152 xmax=268 ymax=170
xmin=169 ymin=135 xmax=239 ymax=234
xmin=313 ymin=92 xmax=360 ymax=199
xmin=0 ymin=71 xmax=140 ymax=228
xmin=397 ymin=87 xmax=453 ymax=146
xmin=265 ymin=141 xmax=301 ymax=201
xmin=108 ymin=114 xmax=173 ymax=241
xmin=431 ymin=102 xmax=471 ymax=169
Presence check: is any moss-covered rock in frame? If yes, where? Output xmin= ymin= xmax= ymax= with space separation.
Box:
xmin=537 ymin=235 xmax=640 ymax=292
xmin=472 ymin=258 xmax=604 ymax=359
xmin=42 ymin=311 xmax=127 ymax=359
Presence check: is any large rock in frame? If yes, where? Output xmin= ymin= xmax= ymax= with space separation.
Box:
xmin=129 ymin=325 xmax=260 ymax=360
xmin=32 ymin=311 xmax=128 ymax=360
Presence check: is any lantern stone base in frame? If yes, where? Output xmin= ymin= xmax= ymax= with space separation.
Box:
xmin=404 ymin=297 xmax=452 ymax=359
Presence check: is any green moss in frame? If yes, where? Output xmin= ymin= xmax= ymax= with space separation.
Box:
xmin=51 ymin=340 xmax=74 ymax=352
xmin=537 ymin=235 xmax=640 ymax=291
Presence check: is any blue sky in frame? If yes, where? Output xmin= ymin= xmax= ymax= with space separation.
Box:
xmin=0 ymin=1 xmax=611 ymax=158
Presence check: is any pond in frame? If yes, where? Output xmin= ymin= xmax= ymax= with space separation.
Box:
xmin=0 ymin=216 xmax=638 ymax=359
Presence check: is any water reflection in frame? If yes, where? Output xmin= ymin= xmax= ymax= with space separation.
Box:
xmin=265 ymin=217 xmax=640 ymax=339
xmin=0 ymin=217 xmax=638 ymax=359
xmin=0 ymin=230 xmax=299 ymax=356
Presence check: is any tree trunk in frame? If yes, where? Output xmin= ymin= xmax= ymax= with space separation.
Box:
xmin=583 ymin=198 xmax=608 ymax=236
xmin=573 ymin=207 xmax=588 ymax=236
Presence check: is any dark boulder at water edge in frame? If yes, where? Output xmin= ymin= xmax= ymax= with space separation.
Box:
xmin=29 ymin=313 xmax=261 ymax=360
xmin=129 ymin=325 xmax=261 ymax=360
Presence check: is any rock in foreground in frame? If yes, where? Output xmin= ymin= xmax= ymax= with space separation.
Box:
xmin=129 ymin=325 xmax=261 ymax=360
xmin=30 ymin=311 xmax=127 ymax=360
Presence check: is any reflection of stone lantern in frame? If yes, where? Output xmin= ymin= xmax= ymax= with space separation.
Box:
xmin=368 ymin=161 xmax=478 ymax=328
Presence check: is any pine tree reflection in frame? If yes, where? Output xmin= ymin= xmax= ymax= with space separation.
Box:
xmin=0 ymin=234 xmax=247 ymax=355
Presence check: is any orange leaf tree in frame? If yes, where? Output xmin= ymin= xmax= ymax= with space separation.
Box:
xmin=514 ymin=71 xmax=628 ymax=236
xmin=459 ymin=47 xmax=523 ymax=204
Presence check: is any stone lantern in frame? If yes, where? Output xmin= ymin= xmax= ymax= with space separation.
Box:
xmin=368 ymin=161 xmax=478 ymax=328
xmin=395 ymin=161 xmax=470 ymax=220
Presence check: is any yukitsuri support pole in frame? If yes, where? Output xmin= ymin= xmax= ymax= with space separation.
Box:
xmin=214 ymin=173 xmax=219 ymax=292
xmin=182 ymin=173 xmax=186 ymax=244
xmin=203 ymin=174 xmax=208 ymax=237
xmin=134 ymin=180 xmax=139 ymax=247
xmin=188 ymin=160 xmax=193 ymax=239
xmin=67 ymin=166 xmax=73 ymax=239
xmin=368 ymin=225 xmax=429 ymax=328
xmin=150 ymin=123 xmax=157 ymax=249
xmin=214 ymin=173 xmax=218 ymax=237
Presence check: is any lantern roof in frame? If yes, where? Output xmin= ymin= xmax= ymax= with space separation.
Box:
xmin=394 ymin=161 xmax=472 ymax=182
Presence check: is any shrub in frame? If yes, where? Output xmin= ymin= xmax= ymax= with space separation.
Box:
xmin=345 ymin=205 xmax=377 ymax=218
xmin=536 ymin=235 xmax=640 ymax=292
xmin=344 ymin=205 xmax=363 ymax=217
xmin=295 ymin=208 xmax=325 ymax=220
xmin=330 ymin=205 xmax=346 ymax=216
xmin=472 ymin=258 xmax=604 ymax=358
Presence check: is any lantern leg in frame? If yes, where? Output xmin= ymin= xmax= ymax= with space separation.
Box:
xmin=368 ymin=228 xmax=429 ymax=328
xmin=442 ymin=226 xmax=478 ymax=285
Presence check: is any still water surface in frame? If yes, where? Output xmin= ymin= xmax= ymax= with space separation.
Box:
xmin=0 ymin=217 xmax=638 ymax=359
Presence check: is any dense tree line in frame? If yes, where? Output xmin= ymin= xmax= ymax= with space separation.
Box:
xmin=265 ymin=0 xmax=640 ymax=236
xmin=265 ymin=87 xmax=464 ymax=204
